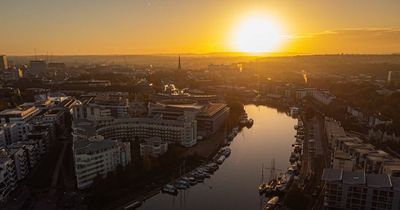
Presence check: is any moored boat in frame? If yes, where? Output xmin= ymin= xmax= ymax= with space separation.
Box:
xmin=259 ymin=183 xmax=268 ymax=194
xmin=216 ymin=155 xmax=226 ymax=164
xmin=264 ymin=196 xmax=279 ymax=210
xmin=162 ymin=184 xmax=178 ymax=195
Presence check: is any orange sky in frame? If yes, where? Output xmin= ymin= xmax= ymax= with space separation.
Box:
xmin=1 ymin=0 xmax=400 ymax=55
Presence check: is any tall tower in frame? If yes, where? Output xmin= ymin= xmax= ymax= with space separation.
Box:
xmin=178 ymin=55 xmax=181 ymax=70
xmin=0 ymin=55 xmax=8 ymax=71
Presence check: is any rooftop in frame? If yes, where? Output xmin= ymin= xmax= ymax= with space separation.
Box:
xmin=74 ymin=138 xmax=117 ymax=154
xmin=367 ymin=174 xmax=392 ymax=188
xmin=322 ymin=168 xmax=343 ymax=181
xmin=334 ymin=150 xmax=353 ymax=160
xmin=390 ymin=177 xmax=400 ymax=191
xmin=342 ymin=171 xmax=366 ymax=185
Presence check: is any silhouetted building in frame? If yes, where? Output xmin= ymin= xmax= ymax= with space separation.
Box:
xmin=0 ymin=55 xmax=8 ymax=71
xmin=29 ymin=60 xmax=47 ymax=76
xmin=178 ymin=55 xmax=181 ymax=70
xmin=388 ymin=71 xmax=400 ymax=84
xmin=48 ymin=63 xmax=66 ymax=70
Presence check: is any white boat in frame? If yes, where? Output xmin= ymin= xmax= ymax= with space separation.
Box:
xmin=216 ymin=155 xmax=226 ymax=164
xmin=264 ymin=196 xmax=279 ymax=210
xmin=219 ymin=147 xmax=231 ymax=157
xmin=162 ymin=184 xmax=178 ymax=194
xmin=124 ymin=201 xmax=142 ymax=210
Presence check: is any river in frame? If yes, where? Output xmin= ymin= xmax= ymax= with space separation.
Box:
xmin=138 ymin=104 xmax=297 ymax=210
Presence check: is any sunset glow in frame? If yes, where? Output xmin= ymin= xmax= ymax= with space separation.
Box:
xmin=232 ymin=15 xmax=283 ymax=54
xmin=1 ymin=1 xmax=400 ymax=55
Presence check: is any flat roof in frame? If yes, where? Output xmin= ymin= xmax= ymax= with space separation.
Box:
xmin=334 ymin=150 xmax=352 ymax=160
xmin=342 ymin=171 xmax=366 ymax=185
xmin=353 ymin=147 xmax=373 ymax=155
xmin=367 ymin=174 xmax=392 ymax=188
xmin=74 ymin=138 xmax=116 ymax=154
xmin=322 ymin=168 xmax=343 ymax=181
xmin=390 ymin=177 xmax=400 ymax=191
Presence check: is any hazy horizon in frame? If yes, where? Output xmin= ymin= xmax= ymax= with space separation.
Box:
xmin=1 ymin=0 xmax=400 ymax=55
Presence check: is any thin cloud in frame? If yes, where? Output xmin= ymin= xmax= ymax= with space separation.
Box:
xmin=287 ymin=28 xmax=400 ymax=54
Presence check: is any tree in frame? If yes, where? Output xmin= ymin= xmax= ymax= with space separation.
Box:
xmin=284 ymin=184 xmax=310 ymax=210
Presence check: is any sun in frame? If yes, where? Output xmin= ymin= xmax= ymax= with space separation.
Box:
xmin=232 ymin=15 xmax=283 ymax=54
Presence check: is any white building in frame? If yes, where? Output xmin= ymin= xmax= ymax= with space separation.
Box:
xmin=313 ymin=90 xmax=336 ymax=105
xmin=96 ymin=115 xmax=197 ymax=147
xmin=8 ymin=142 xmax=39 ymax=169
xmin=0 ymin=106 xmax=39 ymax=142
xmin=140 ymin=137 xmax=168 ymax=157
xmin=7 ymin=148 xmax=29 ymax=181
xmin=388 ymin=70 xmax=400 ymax=83
xmin=0 ymin=123 xmax=18 ymax=146
xmin=148 ymin=102 xmax=229 ymax=137
xmin=0 ymin=150 xmax=16 ymax=203
xmin=73 ymin=102 xmax=114 ymax=127
xmin=324 ymin=117 xmax=346 ymax=148
xmin=331 ymin=150 xmax=355 ymax=171
xmin=322 ymin=169 xmax=400 ymax=210
xmin=295 ymin=88 xmax=316 ymax=99
xmin=73 ymin=134 xmax=131 ymax=189
xmin=0 ymin=130 xmax=5 ymax=147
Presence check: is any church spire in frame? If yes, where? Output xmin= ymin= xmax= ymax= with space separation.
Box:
xmin=178 ymin=55 xmax=181 ymax=70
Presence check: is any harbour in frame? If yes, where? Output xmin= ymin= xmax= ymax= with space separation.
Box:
xmin=136 ymin=104 xmax=298 ymax=210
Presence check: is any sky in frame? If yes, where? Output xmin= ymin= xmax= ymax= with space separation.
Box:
xmin=1 ymin=0 xmax=400 ymax=55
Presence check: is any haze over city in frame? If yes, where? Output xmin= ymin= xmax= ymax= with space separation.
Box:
xmin=1 ymin=0 xmax=400 ymax=55
xmin=1 ymin=1 xmax=400 ymax=210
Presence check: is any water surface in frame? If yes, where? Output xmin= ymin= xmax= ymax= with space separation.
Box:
xmin=139 ymin=105 xmax=297 ymax=210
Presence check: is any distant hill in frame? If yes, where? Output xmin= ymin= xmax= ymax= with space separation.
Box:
xmin=7 ymin=54 xmax=400 ymax=75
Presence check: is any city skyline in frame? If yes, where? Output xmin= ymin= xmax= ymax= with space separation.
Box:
xmin=1 ymin=0 xmax=400 ymax=55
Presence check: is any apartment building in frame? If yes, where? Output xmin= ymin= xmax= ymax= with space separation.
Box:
xmin=73 ymin=135 xmax=131 ymax=189
xmin=148 ymin=102 xmax=229 ymax=137
xmin=324 ymin=117 xmax=346 ymax=148
xmin=324 ymin=117 xmax=400 ymax=175
xmin=322 ymin=168 xmax=400 ymax=210
xmin=140 ymin=137 xmax=168 ymax=157
xmin=313 ymin=90 xmax=336 ymax=105
xmin=332 ymin=150 xmax=355 ymax=171
xmin=96 ymin=114 xmax=197 ymax=148
xmin=73 ymin=101 xmax=114 ymax=127
xmin=0 ymin=105 xmax=39 ymax=142
xmin=0 ymin=150 xmax=16 ymax=203
xmin=7 ymin=147 xmax=29 ymax=181
xmin=0 ymin=130 xmax=5 ymax=147
xmin=8 ymin=142 xmax=39 ymax=170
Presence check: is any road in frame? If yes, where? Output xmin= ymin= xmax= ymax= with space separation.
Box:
xmin=299 ymin=114 xmax=310 ymax=187
xmin=310 ymin=114 xmax=330 ymax=210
